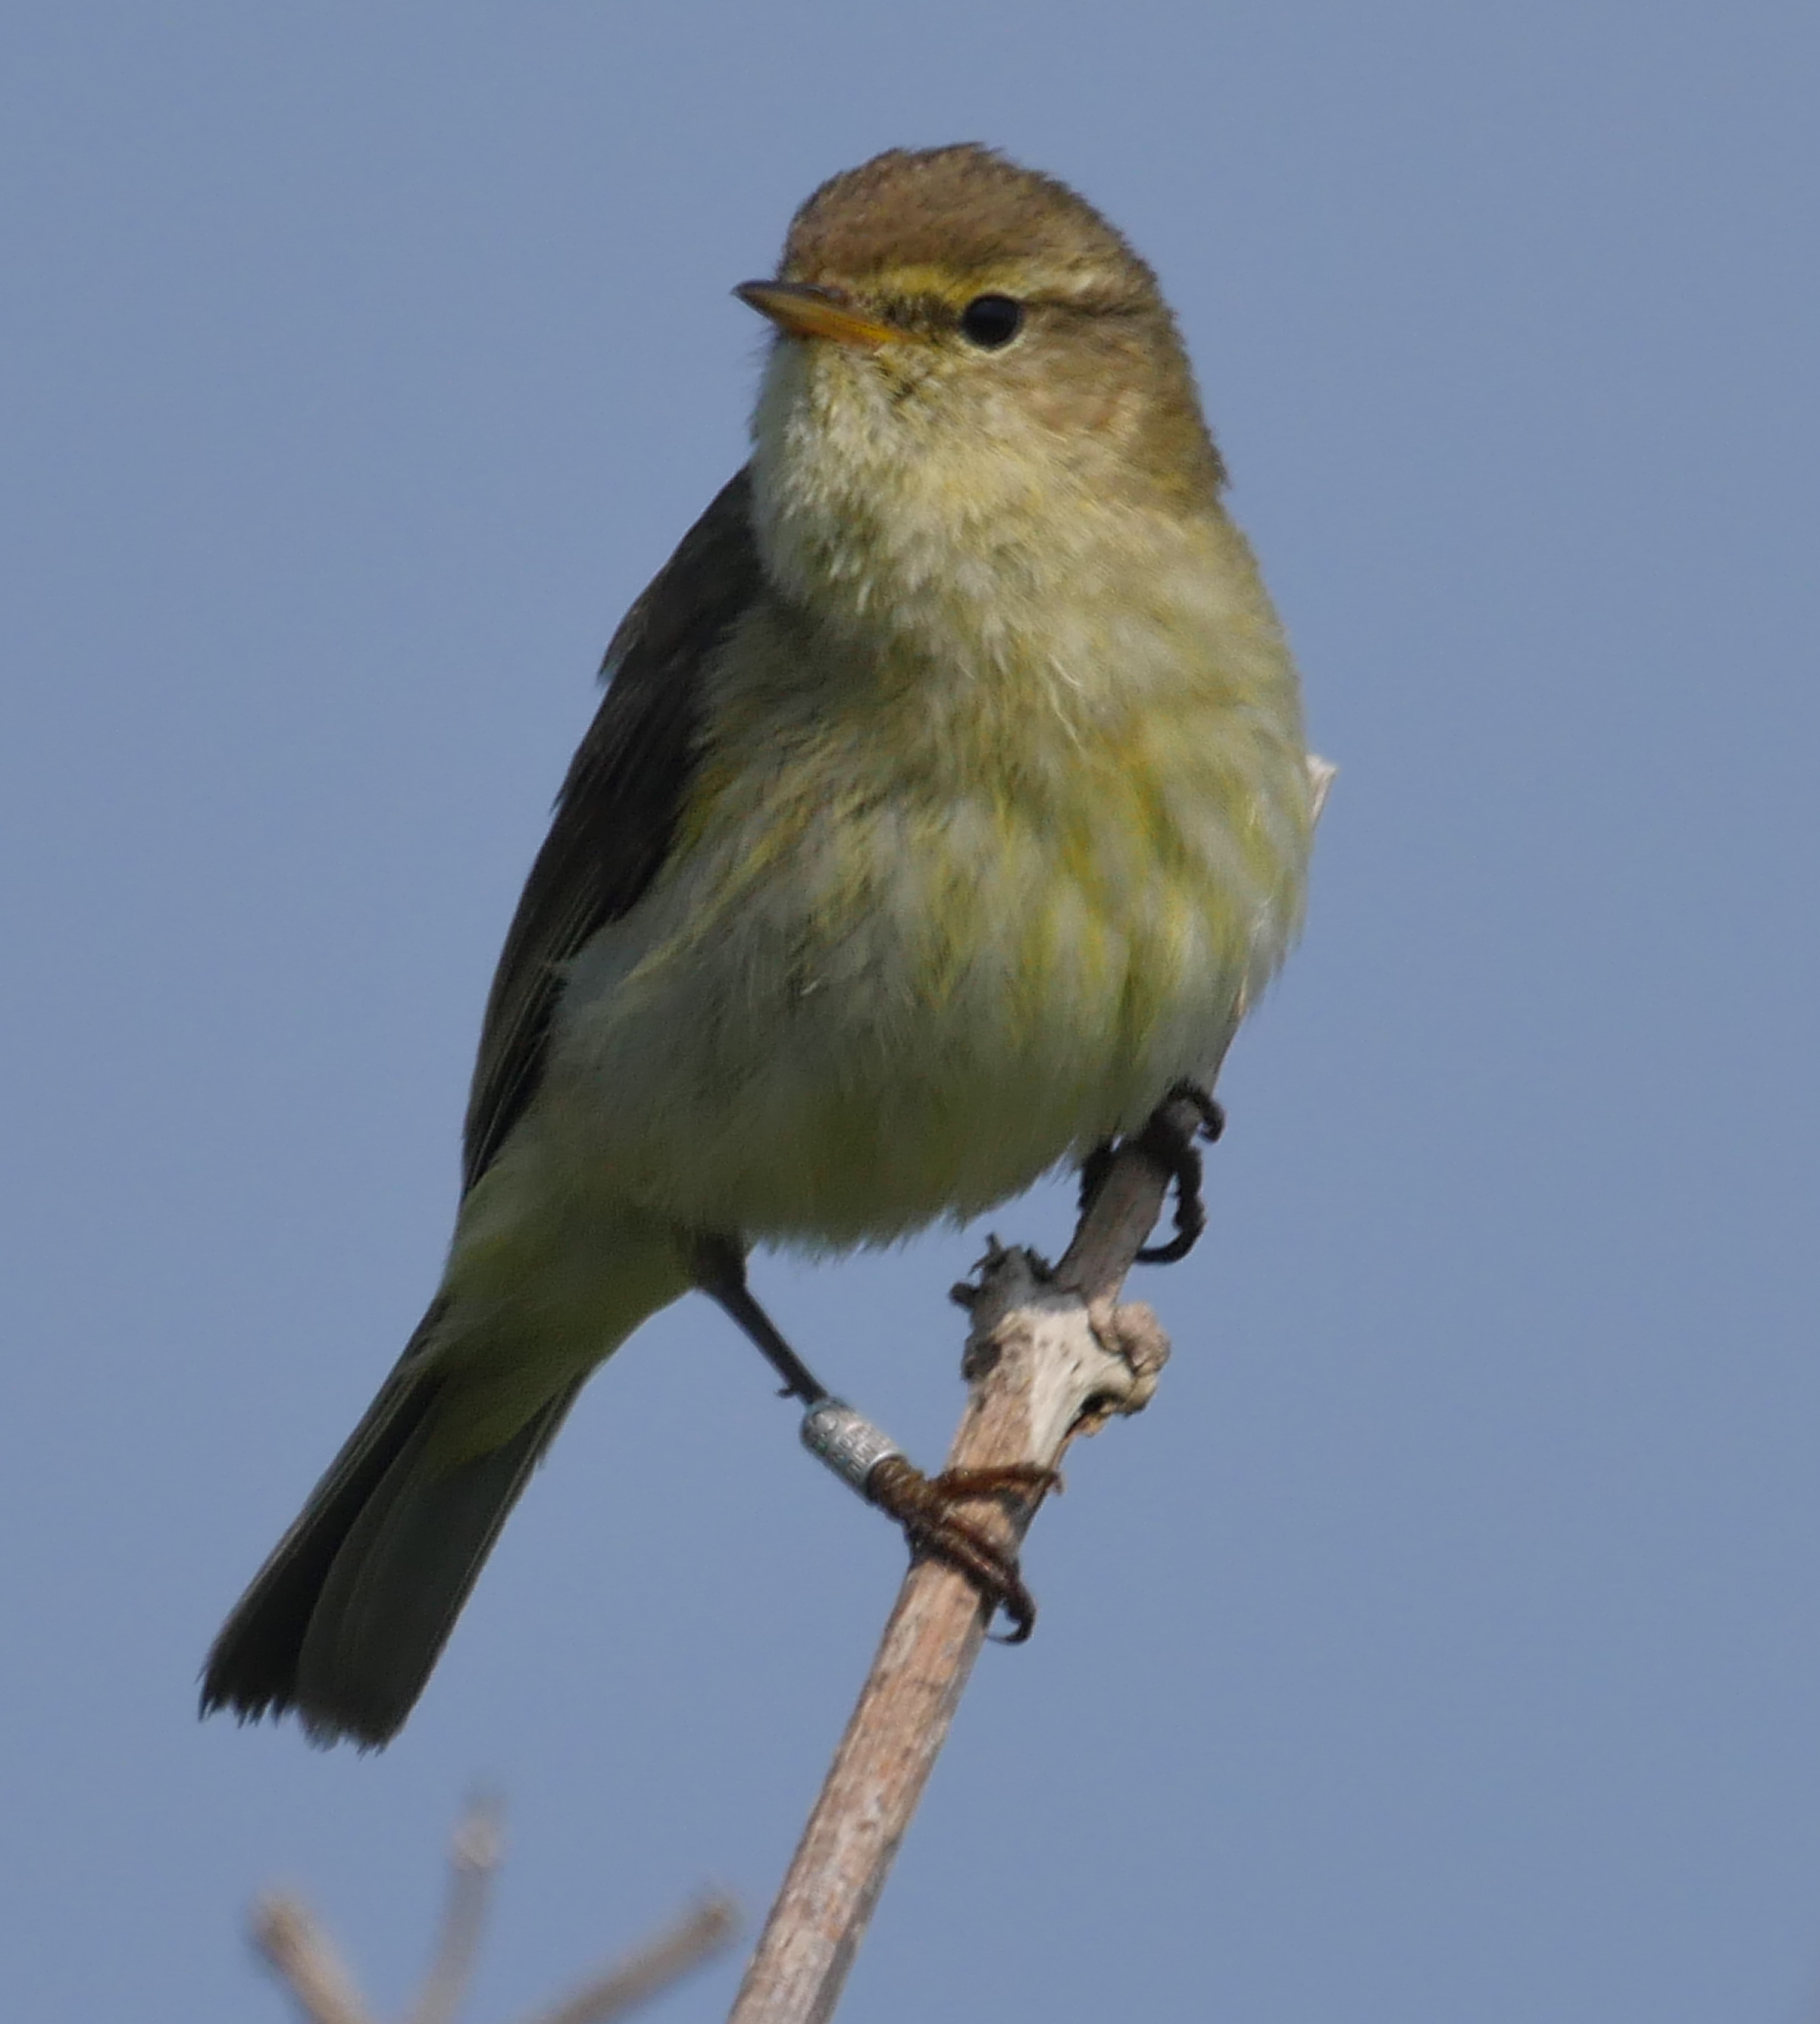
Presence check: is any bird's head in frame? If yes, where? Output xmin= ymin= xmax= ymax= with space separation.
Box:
xmin=736 ymin=145 xmax=1225 ymax=633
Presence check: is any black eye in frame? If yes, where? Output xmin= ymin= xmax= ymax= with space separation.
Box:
xmin=958 ymin=295 xmax=1024 ymax=349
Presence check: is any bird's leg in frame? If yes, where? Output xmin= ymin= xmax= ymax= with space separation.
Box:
xmin=1078 ymin=1081 xmax=1226 ymax=1266
xmin=694 ymin=1234 xmax=833 ymax=1407
xmin=693 ymin=1236 xmax=1051 ymax=1641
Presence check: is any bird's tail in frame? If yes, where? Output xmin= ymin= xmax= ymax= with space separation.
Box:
xmin=202 ymin=1305 xmax=590 ymax=1749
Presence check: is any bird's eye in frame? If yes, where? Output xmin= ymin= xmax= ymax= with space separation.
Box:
xmin=957 ymin=295 xmax=1024 ymax=349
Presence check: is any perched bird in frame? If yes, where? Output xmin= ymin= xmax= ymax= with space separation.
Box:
xmin=202 ymin=143 xmax=1317 ymax=1747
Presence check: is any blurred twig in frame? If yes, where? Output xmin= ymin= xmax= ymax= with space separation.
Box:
xmin=252 ymin=1801 xmax=738 ymax=2024
xmin=512 ymin=1900 xmax=740 ymax=2024
xmin=407 ymin=1795 xmax=504 ymax=2024
xmin=253 ymin=1893 xmax=371 ymax=2024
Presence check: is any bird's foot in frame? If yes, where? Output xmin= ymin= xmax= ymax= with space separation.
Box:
xmin=1079 ymin=1080 xmax=1225 ymax=1266
xmin=863 ymin=1456 xmax=1056 ymax=1643
xmin=701 ymin=1241 xmax=1058 ymax=1641
xmin=798 ymin=1400 xmax=1052 ymax=1639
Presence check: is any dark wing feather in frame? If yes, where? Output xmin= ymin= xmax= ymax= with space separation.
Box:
xmin=461 ymin=468 xmax=763 ymax=1190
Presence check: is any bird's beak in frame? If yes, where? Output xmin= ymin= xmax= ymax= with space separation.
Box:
xmin=735 ymin=280 xmax=901 ymax=349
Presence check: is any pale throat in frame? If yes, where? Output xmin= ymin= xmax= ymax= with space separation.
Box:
xmin=745 ymin=346 xmax=1215 ymax=730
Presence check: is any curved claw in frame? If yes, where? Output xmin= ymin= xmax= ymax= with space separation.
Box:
xmin=1134 ymin=1135 xmax=1206 ymax=1264
xmin=1078 ymin=1084 xmax=1226 ymax=1267
xmin=864 ymin=1457 xmax=1052 ymax=1642
xmin=1168 ymin=1081 xmax=1227 ymax=1143
xmin=1133 ymin=1081 xmax=1226 ymax=1265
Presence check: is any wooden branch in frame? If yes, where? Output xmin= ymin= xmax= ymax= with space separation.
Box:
xmin=726 ymin=1103 xmax=1194 ymax=2024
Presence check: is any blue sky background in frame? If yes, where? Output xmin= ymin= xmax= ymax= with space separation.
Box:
xmin=3 ymin=4 xmax=1817 ymax=2019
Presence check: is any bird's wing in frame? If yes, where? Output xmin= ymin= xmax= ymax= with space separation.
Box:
xmin=461 ymin=468 xmax=764 ymax=1191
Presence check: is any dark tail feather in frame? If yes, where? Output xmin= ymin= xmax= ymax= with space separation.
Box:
xmin=202 ymin=1312 xmax=582 ymax=1749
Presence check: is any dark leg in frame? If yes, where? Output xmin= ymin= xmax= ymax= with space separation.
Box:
xmin=1077 ymin=1081 xmax=1226 ymax=1266
xmin=696 ymin=1234 xmax=832 ymax=1406
xmin=693 ymin=1236 xmax=1051 ymax=1640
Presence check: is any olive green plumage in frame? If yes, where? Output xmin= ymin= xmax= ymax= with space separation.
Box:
xmin=202 ymin=143 xmax=1316 ymax=1747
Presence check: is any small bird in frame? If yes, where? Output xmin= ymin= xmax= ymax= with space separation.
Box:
xmin=202 ymin=143 xmax=1317 ymax=1747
